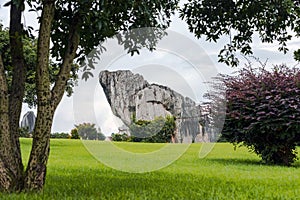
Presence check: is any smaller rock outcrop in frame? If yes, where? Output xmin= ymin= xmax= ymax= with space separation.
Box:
xmin=20 ymin=111 xmax=36 ymax=132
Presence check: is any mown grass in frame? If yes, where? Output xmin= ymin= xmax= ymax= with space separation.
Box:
xmin=1 ymin=139 xmax=299 ymax=199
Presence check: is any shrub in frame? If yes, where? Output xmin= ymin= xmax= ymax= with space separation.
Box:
xmin=111 ymin=133 xmax=129 ymax=142
xmin=50 ymin=132 xmax=70 ymax=139
xmin=19 ymin=127 xmax=31 ymax=138
xmin=129 ymin=115 xmax=176 ymax=143
xmin=213 ymin=64 xmax=300 ymax=166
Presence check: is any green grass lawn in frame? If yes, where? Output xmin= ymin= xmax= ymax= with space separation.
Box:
xmin=1 ymin=139 xmax=299 ymax=199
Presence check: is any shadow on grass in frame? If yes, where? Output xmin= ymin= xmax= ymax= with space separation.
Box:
xmin=207 ymin=157 xmax=300 ymax=168
xmin=40 ymin=168 xmax=227 ymax=199
xmin=207 ymin=158 xmax=263 ymax=166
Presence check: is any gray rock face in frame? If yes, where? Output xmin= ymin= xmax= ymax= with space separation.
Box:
xmin=100 ymin=70 xmax=149 ymax=126
xmin=21 ymin=111 xmax=36 ymax=132
xmin=99 ymin=70 xmax=210 ymax=143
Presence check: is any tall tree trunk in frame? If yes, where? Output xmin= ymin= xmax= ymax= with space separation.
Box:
xmin=0 ymin=0 xmax=26 ymax=192
xmin=1 ymin=0 xmax=82 ymax=192
xmin=24 ymin=0 xmax=81 ymax=190
xmin=0 ymin=54 xmax=15 ymax=191
xmin=8 ymin=0 xmax=26 ymax=190
xmin=24 ymin=107 xmax=54 ymax=191
xmin=24 ymin=0 xmax=55 ymax=191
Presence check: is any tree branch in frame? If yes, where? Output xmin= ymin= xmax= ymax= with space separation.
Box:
xmin=51 ymin=16 xmax=81 ymax=108
xmin=35 ymin=1 xmax=54 ymax=106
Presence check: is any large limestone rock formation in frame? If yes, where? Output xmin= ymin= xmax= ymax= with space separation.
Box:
xmin=99 ymin=70 xmax=210 ymax=143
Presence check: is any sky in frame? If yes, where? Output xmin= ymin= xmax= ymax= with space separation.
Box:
xmin=1 ymin=1 xmax=300 ymax=135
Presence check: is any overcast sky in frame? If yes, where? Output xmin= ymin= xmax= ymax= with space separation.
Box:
xmin=1 ymin=1 xmax=300 ymax=135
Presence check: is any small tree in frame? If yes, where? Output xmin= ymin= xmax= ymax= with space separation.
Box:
xmin=75 ymin=123 xmax=105 ymax=140
xmin=97 ymin=128 xmax=106 ymax=141
xmin=213 ymin=64 xmax=300 ymax=166
xmin=158 ymin=115 xmax=176 ymax=143
xmin=70 ymin=129 xmax=80 ymax=139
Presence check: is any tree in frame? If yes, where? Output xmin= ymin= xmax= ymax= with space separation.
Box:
xmin=0 ymin=0 xmax=179 ymax=192
xmin=0 ymin=25 xmax=78 ymax=108
xmin=70 ymin=128 xmax=80 ymax=139
xmin=180 ymin=0 xmax=300 ymax=66
xmin=75 ymin=123 xmax=105 ymax=140
xmin=209 ymin=64 xmax=300 ymax=166
xmin=97 ymin=128 xmax=106 ymax=141
xmin=180 ymin=0 xmax=300 ymax=165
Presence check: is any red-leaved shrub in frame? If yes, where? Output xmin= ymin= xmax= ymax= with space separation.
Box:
xmin=218 ymin=64 xmax=300 ymax=166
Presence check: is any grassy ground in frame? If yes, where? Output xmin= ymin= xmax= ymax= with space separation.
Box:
xmin=1 ymin=139 xmax=299 ymax=199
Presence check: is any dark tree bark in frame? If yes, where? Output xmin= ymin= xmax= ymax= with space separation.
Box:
xmin=24 ymin=0 xmax=55 ymax=190
xmin=0 ymin=53 xmax=15 ymax=191
xmin=0 ymin=0 xmax=81 ymax=191
xmin=24 ymin=0 xmax=80 ymax=190
xmin=0 ymin=0 xmax=25 ymax=192
xmin=8 ymin=0 xmax=26 ymax=190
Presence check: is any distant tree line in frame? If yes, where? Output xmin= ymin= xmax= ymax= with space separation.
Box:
xmin=19 ymin=122 xmax=106 ymax=141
